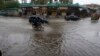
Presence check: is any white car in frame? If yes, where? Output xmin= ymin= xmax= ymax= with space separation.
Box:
xmin=65 ymin=14 xmax=80 ymax=21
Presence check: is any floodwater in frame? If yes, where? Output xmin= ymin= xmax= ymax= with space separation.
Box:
xmin=0 ymin=16 xmax=100 ymax=56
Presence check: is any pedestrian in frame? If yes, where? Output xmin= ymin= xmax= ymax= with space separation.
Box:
xmin=32 ymin=10 xmax=36 ymax=15
xmin=18 ymin=9 xmax=22 ymax=17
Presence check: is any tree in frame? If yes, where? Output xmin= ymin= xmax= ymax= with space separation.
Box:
xmin=49 ymin=0 xmax=52 ymax=3
xmin=0 ymin=0 xmax=20 ymax=9
xmin=31 ymin=0 xmax=48 ymax=5
xmin=5 ymin=0 xmax=20 ymax=8
xmin=39 ymin=0 xmax=48 ymax=4
xmin=0 ymin=0 xmax=5 ymax=9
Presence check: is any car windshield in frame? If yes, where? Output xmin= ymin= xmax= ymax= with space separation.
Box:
xmin=0 ymin=0 xmax=100 ymax=56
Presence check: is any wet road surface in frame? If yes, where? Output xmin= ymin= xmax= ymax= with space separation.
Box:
xmin=0 ymin=16 xmax=100 ymax=56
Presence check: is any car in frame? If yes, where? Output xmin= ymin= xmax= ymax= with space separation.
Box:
xmin=29 ymin=15 xmax=49 ymax=31
xmin=65 ymin=14 xmax=80 ymax=21
xmin=29 ymin=15 xmax=49 ymax=24
xmin=29 ymin=16 xmax=37 ymax=23
xmin=0 ymin=9 xmax=18 ymax=16
xmin=0 ymin=10 xmax=8 ymax=16
xmin=91 ymin=13 xmax=100 ymax=20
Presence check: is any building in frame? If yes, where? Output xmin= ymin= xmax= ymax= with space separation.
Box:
xmin=69 ymin=0 xmax=73 ymax=3
xmin=31 ymin=0 xmax=73 ymax=4
xmin=31 ymin=0 xmax=48 ymax=5
xmin=22 ymin=0 xmax=27 ymax=3
xmin=30 ymin=0 xmax=73 ymax=16
xmin=49 ymin=0 xmax=73 ymax=4
xmin=59 ymin=0 xmax=73 ymax=3
xmin=83 ymin=4 xmax=100 ymax=9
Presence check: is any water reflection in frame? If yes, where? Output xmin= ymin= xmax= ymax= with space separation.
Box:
xmin=30 ymin=23 xmax=64 ymax=56
xmin=91 ymin=20 xmax=99 ymax=24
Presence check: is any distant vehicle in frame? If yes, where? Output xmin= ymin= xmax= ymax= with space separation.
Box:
xmin=64 ymin=14 xmax=80 ymax=21
xmin=91 ymin=13 xmax=100 ymax=20
xmin=0 ymin=9 xmax=18 ymax=16
xmin=0 ymin=10 xmax=8 ymax=16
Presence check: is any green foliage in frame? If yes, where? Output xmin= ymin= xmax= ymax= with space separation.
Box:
xmin=0 ymin=0 xmax=20 ymax=9
xmin=32 ymin=0 xmax=48 ymax=5
xmin=5 ymin=1 xmax=20 ymax=8
xmin=0 ymin=0 xmax=5 ymax=9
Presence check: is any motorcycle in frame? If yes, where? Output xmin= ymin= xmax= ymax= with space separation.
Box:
xmin=32 ymin=22 xmax=44 ymax=31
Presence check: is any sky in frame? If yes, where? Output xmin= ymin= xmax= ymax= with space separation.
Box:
xmin=18 ymin=0 xmax=31 ymax=3
xmin=73 ymin=0 xmax=100 ymax=5
xmin=18 ymin=0 xmax=100 ymax=5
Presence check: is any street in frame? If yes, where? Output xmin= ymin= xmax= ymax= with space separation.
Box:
xmin=0 ymin=16 xmax=100 ymax=56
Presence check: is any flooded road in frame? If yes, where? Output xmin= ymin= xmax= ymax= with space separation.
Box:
xmin=0 ymin=16 xmax=100 ymax=56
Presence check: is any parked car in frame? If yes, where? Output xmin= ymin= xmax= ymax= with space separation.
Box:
xmin=0 ymin=9 xmax=18 ymax=16
xmin=91 ymin=13 xmax=100 ymax=20
xmin=0 ymin=10 xmax=8 ymax=16
xmin=65 ymin=14 xmax=80 ymax=21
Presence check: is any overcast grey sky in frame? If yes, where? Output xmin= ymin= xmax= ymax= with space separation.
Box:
xmin=18 ymin=0 xmax=100 ymax=5
xmin=74 ymin=0 xmax=100 ymax=5
xmin=18 ymin=0 xmax=31 ymax=3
